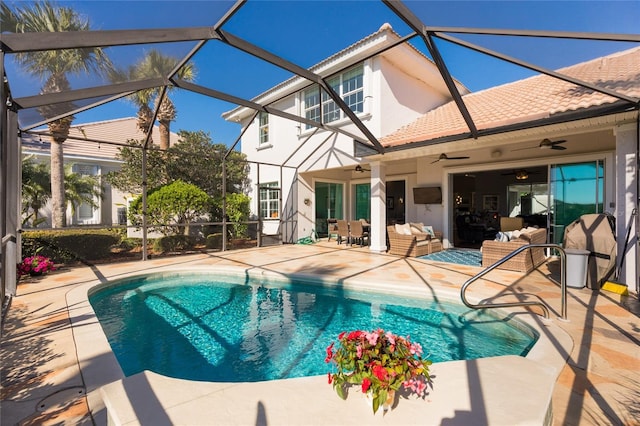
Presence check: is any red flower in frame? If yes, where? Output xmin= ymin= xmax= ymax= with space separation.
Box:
xmin=327 ymin=373 xmax=333 ymax=384
xmin=372 ymin=363 xmax=388 ymax=381
xmin=347 ymin=330 xmax=363 ymax=340
xmin=361 ymin=377 xmax=371 ymax=393
xmin=338 ymin=331 xmax=346 ymax=340
xmin=325 ymin=342 xmax=334 ymax=363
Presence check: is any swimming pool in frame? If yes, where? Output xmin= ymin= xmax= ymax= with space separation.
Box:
xmin=89 ymin=272 xmax=538 ymax=382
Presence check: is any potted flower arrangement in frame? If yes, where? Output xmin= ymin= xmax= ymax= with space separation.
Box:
xmin=325 ymin=328 xmax=432 ymax=414
xmin=18 ymin=254 xmax=56 ymax=277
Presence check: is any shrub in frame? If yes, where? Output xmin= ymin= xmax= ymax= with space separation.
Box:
xmin=225 ymin=193 xmax=251 ymax=239
xmin=205 ymin=233 xmax=223 ymax=249
xmin=153 ymin=235 xmax=195 ymax=253
xmin=22 ymin=229 xmax=121 ymax=263
xmin=117 ymin=238 xmax=140 ymax=252
xmin=128 ymin=180 xmax=211 ymax=236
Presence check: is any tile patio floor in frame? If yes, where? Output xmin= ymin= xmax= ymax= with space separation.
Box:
xmin=1 ymin=241 xmax=639 ymax=425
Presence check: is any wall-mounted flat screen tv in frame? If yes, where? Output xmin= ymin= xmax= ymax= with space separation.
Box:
xmin=413 ymin=187 xmax=442 ymax=204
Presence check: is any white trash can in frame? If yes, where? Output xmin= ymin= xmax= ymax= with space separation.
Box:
xmin=565 ymin=248 xmax=590 ymax=288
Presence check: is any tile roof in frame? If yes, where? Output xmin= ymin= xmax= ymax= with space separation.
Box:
xmin=380 ymin=46 xmax=640 ymax=148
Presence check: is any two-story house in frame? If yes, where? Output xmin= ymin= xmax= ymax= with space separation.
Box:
xmin=224 ymin=23 xmax=639 ymax=287
xmin=223 ymin=23 xmax=469 ymax=248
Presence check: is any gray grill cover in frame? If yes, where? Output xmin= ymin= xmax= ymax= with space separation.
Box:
xmin=563 ymin=213 xmax=616 ymax=289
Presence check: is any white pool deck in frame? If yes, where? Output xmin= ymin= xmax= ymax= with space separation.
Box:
xmin=2 ymin=242 xmax=639 ymax=425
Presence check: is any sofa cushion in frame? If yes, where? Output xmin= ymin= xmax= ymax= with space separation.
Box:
xmin=395 ymin=223 xmax=412 ymax=235
xmin=518 ymin=232 xmax=532 ymax=243
xmin=409 ymin=223 xmax=425 ymax=235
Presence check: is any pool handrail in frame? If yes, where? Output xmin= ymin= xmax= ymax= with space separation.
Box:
xmin=461 ymin=244 xmax=568 ymax=321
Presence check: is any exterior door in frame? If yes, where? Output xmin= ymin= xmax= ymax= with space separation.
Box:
xmin=354 ymin=183 xmax=370 ymax=222
xmin=549 ymin=160 xmax=604 ymax=244
xmin=315 ymin=182 xmax=344 ymax=237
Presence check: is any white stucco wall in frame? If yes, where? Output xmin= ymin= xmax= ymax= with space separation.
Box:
xmin=376 ymin=55 xmax=455 ymax=138
xmin=237 ymin=49 xmax=454 ymax=242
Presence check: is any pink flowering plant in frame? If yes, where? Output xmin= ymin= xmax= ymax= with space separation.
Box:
xmin=18 ymin=254 xmax=55 ymax=276
xmin=325 ymin=329 xmax=432 ymax=413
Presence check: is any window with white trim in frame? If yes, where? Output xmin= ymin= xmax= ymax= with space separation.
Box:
xmin=72 ymin=164 xmax=100 ymax=223
xmin=259 ymin=182 xmax=280 ymax=219
xmin=302 ymin=64 xmax=364 ymax=130
xmin=303 ymin=88 xmax=320 ymax=127
xmin=322 ymin=76 xmax=340 ymax=124
xmin=258 ymin=112 xmax=269 ymax=145
xmin=342 ymin=66 xmax=364 ymax=113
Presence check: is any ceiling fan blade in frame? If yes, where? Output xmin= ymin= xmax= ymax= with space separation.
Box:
xmin=540 ymin=138 xmax=567 ymax=149
xmin=550 ymin=145 xmax=567 ymax=150
xmin=511 ymin=145 xmax=538 ymax=152
xmin=430 ymin=153 xmax=469 ymax=163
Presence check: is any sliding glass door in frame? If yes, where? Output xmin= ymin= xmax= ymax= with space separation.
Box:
xmin=354 ymin=183 xmax=371 ymax=222
xmin=315 ymin=182 xmax=344 ymax=237
xmin=549 ymin=160 xmax=604 ymax=244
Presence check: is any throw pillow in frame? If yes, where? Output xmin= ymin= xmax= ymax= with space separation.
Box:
xmin=422 ymin=225 xmax=435 ymax=237
xmin=495 ymin=231 xmax=512 ymax=242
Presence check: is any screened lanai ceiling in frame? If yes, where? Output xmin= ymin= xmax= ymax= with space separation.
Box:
xmin=2 ymin=0 xmax=639 ymax=153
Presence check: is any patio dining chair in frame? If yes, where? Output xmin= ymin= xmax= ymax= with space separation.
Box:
xmin=349 ymin=220 xmax=368 ymax=247
xmin=336 ymin=220 xmax=350 ymax=245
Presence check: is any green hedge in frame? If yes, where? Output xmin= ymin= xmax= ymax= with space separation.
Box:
xmin=205 ymin=233 xmax=223 ymax=249
xmin=153 ymin=235 xmax=195 ymax=253
xmin=22 ymin=229 xmax=122 ymax=263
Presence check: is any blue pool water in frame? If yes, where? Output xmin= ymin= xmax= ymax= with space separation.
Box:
xmin=89 ymin=272 xmax=538 ymax=382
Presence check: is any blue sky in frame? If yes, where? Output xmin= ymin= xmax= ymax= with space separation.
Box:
xmin=5 ymin=0 xmax=639 ymax=147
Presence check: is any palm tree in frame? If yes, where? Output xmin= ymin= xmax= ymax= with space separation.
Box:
xmin=21 ymin=158 xmax=103 ymax=227
xmin=113 ymin=50 xmax=196 ymax=150
xmin=21 ymin=156 xmax=51 ymax=227
xmin=64 ymin=164 xmax=104 ymax=220
xmin=1 ymin=2 xmax=112 ymax=227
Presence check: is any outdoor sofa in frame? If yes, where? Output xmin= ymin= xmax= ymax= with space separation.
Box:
xmin=387 ymin=223 xmax=443 ymax=257
xmin=481 ymin=227 xmax=547 ymax=273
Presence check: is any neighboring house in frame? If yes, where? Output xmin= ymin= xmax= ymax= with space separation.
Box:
xmin=225 ymin=23 xmax=639 ymax=286
xmin=21 ymin=117 xmax=177 ymax=228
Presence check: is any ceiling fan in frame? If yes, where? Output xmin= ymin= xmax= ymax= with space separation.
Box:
xmin=354 ymin=165 xmax=370 ymax=173
xmin=430 ymin=153 xmax=470 ymax=164
xmin=513 ymin=138 xmax=567 ymax=152
xmin=501 ymin=169 xmax=540 ymax=180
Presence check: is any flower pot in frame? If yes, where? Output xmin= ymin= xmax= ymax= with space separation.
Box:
xmin=364 ymin=389 xmax=395 ymax=413
xmin=29 ymin=271 xmax=43 ymax=277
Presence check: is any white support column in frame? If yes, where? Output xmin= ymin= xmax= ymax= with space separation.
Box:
xmin=369 ymin=161 xmax=387 ymax=253
xmin=4 ymin=109 xmax=20 ymax=296
xmin=614 ymin=123 xmax=638 ymax=291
